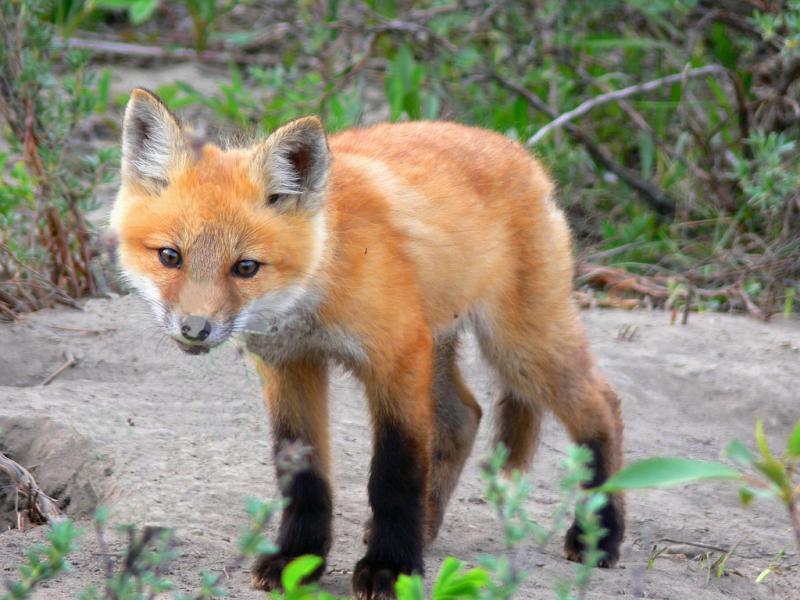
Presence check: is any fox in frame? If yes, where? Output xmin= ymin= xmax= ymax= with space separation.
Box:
xmin=110 ymin=88 xmax=625 ymax=599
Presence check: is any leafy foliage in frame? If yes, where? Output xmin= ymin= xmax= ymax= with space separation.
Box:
xmin=0 ymin=0 xmax=116 ymax=317
xmin=3 ymin=0 xmax=800 ymax=317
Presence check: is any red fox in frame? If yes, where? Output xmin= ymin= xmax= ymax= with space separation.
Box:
xmin=111 ymin=88 xmax=625 ymax=599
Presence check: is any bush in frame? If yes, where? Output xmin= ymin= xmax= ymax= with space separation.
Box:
xmin=0 ymin=0 xmax=115 ymax=318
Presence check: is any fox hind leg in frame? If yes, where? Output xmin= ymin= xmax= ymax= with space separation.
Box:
xmin=478 ymin=307 xmax=625 ymax=567
xmin=493 ymin=390 xmax=544 ymax=472
xmin=559 ymin=376 xmax=625 ymax=567
xmin=425 ymin=334 xmax=482 ymax=544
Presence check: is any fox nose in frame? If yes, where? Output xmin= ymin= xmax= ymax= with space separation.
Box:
xmin=180 ymin=315 xmax=211 ymax=342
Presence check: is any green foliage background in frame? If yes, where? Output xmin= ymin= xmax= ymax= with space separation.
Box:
xmin=1 ymin=0 xmax=799 ymax=317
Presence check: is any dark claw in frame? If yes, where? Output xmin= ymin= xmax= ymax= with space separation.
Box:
xmin=563 ymin=520 xmax=621 ymax=568
xmin=352 ymin=557 xmax=414 ymax=600
xmin=252 ymin=553 xmax=325 ymax=591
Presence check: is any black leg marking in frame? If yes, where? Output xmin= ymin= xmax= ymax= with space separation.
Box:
xmin=353 ymin=423 xmax=426 ymax=599
xmin=564 ymin=439 xmax=625 ymax=567
xmin=252 ymin=466 xmax=332 ymax=590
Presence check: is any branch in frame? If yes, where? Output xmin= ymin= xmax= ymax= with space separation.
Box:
xmin=0 ymin=452 xmax=63 ymax=526
xmin=528 ymin=65 xmax=726 ymax=145
xmin=0 ymin=243 xmax=81 ymax=310
xmin=55 ymin=36 xmax=281 ymax=66
xmin=490 ymin=72 xmax=676 ymax=217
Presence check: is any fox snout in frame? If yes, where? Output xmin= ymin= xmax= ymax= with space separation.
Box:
xmin=165 ymin=310 xmax=236 ymax=354
xmin=174 ymin=314 xmax=213 ymax=354
xmin=180 ymin=315 xmax=211 ymax=342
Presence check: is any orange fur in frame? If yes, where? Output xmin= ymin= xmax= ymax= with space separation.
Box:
xmin=112 ymin=89 xmax=625 ymax=596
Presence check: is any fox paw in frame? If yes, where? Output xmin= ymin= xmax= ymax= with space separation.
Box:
xmin=251 ymin=553 xmax=325 ymax=591
xmin=352 ymin=557 xmax=417 ymax=600
xmin=564 ymin=522 xmax=621 ymax=568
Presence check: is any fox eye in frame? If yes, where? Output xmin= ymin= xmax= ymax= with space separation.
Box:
xmin=158 ymin=247 xmax=182 ymax=268
xmin=232 ymin=259 xmax=260 ymax=278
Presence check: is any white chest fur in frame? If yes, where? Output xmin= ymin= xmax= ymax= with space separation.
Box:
xmin=243 ymin=307 xmax=366 ymax=369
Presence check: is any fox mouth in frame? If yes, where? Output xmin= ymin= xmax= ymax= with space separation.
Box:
xmin=175 ymin=340 xmax=211 ymax=355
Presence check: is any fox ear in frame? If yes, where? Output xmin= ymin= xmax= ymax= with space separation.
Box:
xmin=253 ymin=116 xmax=330 ymax=212
xmin=121 ymin=88 xmax=189 ymax=192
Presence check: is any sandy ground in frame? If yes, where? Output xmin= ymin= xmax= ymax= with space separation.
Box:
xmin=0 ymin=296 xmax=798 ymax=599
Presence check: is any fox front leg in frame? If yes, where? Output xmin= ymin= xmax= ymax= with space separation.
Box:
xmin=249 ymin=356 xmax=333 ymax=591
xmin=353 ymin=341 xmax=433 ymax=599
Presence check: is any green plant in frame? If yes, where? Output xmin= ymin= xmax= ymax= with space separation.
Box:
xmin=94 ymin=0 xmax=159 ymax=25
xmin=385 ymin=45 xmax=440 ymax=122
xmin=477 ymin=443 xmax=610 ymax=600
xmin=183 ymin=0 xmax=239 ymax=51
xmin=1 ymin=520 xmax=81 ymax=600
xmin=726 ymin=419 xmax=800 ymax=552
xmin=0 ymin=0 xmax=117 ymax=318
xmin=396 ymin=557 xmax=489 ymax=600
xmin=751 ymin=0 xmax=800 ymax=57
xmin=7 ymin=426 xmax=800 ymax=599
xmin=0 ymin=498 xmax=285 ymax=600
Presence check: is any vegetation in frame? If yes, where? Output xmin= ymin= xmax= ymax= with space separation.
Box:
xmin=0 ymin=0 xmax=798 ymax=318
xmin=0 ymin=0 xmax=115 ymax=317
xmin=3 ymin=418 xmax=799 ymax=599
xmin=0 ymin=2 xmax=797 ymax=597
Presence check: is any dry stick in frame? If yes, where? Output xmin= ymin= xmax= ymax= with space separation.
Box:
xmin=528 ymin=65 xmax=727 ymax=145
xmin=790 ymin=500 xmax=800 ymax=555
xmin=57 ymin=37 xmax=269 ymax=65
xmin=0 ymin=243 xmax=81 ymax=310
xmin=736 ymin=282 xmax=767 ymax=321
xmin=491 ymin=72 xmax=676 ymax=217
xmin=575 ymin=262 xmax=769 ymax=319
xmin=40 ymin=352 xmax=78 ymax=386
xmin=0 ymin=452 xmax=62 ymax=525
xmin=682 ymin=285 xmax=694 ymax=325
xmin=575 ymin=65 xmax=716 ymax=188
xmin=0 ymin=300 xmax=18 ymax=321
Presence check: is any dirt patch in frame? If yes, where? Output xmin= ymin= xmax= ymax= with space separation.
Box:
xmin=0 ymin=325 xmax=66 ymax=387
xmin=0 ymin=297 xmax=798 ymax=598
xmin=0 ymin=417 xmax=107 ymax=530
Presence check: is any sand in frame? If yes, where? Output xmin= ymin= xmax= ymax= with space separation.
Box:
xmin=0 ymin=296 xmax=798 ymax=598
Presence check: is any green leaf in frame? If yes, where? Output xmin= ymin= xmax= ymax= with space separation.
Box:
xmin=725 ymin=440 xmax=755 ymax=467
xmin=130 ymin=0 xmax=158 ymax=24
xmin=395 ymin=573 xmax=425 ymax=600
xmin=429 ymin=557 xmax=489 ymax=598
xmin=94 ymin=506 xmax=110 ymax=527
xmin=787 ymin=421 xmax=800 ymax=458
xmin=755 ymin=418 xmax=775 ymax=462
xmin=281 ymin=555 xmax=322 ymax=591
xmin=597 ymin=458 xmax=741 ymax=493
xmin=94 ymin=0 xmax=137 ymax=8
xmin=754 ymin=459 xmax=791 ymax=492
xmin=755 ymin=567 xmax=772 ymax=583
xmin=432 ymin=557 xmax=461 ymax=591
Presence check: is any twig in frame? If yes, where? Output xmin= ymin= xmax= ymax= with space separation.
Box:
xmin=528 ymin=65 xmax=726 ymax=144
xmin=56 ymin=36 xmax=280 ymax=66
xmin=0 ymin=452 xmax=62 ymax=525
xmin=40 ymin=352 xmax=78 ymax=386
xmin=790 ymin=500 xmax=800 ymax=555
xmin=682 ymin=285 xmax=693 ymax=325
xmin=47 ymin=325 xmax=116 ymax=336
xmin=575 ymin=65 xmax=717 ymax=188
xmin=735 ymin=282 xmax=767 ymax=321
xmin=0 ymin=243 xmax=81 ymax=310
xmin=490 ymin=72 xmax=676 ymax=217
xmin=575 ymin=262 xmax=771 ymax=319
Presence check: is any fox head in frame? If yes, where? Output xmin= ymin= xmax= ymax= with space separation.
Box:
xmin=110 ymin=88 xmax=331 ymax=354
